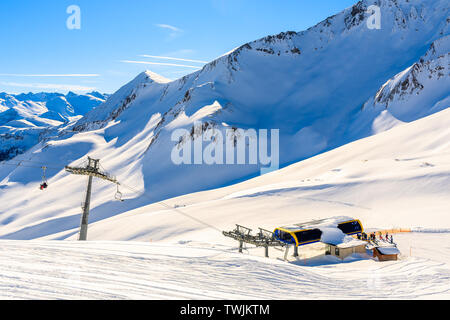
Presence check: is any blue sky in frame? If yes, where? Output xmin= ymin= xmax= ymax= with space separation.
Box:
xmin=0 ymin=0 xmax=356 ymax=94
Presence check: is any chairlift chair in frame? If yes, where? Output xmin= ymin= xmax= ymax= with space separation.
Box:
xmin=39 ymin=166 xmax=48 ymax=190
xmin=115 ymin=184 xmax=124 ymax=202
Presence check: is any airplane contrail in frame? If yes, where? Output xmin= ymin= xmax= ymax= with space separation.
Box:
xmin=139 ymin=55 xmax=208 ymax=64
xmin=0 ymin=74 xmax=100 ymax=77
xmin=121 ymin=60 xmax=202 ymax=69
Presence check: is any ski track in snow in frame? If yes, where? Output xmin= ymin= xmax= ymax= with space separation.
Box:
xmin=0 ymin=234 xmax=449 ymax=300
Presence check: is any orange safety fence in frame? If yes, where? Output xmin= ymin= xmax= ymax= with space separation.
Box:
xmin=352 ymin=228 xmax=411 ymax=239
xmin=374 ymin=228 xmax=411 ymax=235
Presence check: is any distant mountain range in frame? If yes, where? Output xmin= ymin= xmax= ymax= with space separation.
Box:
xmin=0 ymin=91 xmax=109 ymax=160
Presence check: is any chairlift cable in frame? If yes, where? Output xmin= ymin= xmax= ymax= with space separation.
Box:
xmin=1 ymin=157 xmax=223 ymax=233
xmin=118 ymin=181 xmax=222 ymax=233
xmin=0 ymin=162 xmax=60 ymax=170
xmin=0 ymin=162 xmax=62 ymax=170
xmin=0 ymin=158 xmax=85 ymax=171
xmin=4 ymin=159 xmax=64 ymax=167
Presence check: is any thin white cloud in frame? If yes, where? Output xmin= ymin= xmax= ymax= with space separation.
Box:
xmin=155 ymin=24 xmax=183 ymax=33
xmin=139 ymin=55 xmax=208 ymax=64
xmin=0 ymin=74 xmax=100 ymax=77
xmin=168 ymin=49 xmax=196 ymax=56
xmin=0 ymin=81 xmax=96 ymax=92
xmin=120 ymin=60 xmax=201 ymax=69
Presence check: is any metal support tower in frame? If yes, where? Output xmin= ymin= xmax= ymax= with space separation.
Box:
xmin=65 ymin=157 xmax=118 ymax=241
xmin=223 ymin=225 xmax=286 ymax=258
xmin=294 ymin=246 xmax=299 ymax=257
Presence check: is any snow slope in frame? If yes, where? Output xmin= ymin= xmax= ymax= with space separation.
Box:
xmin=0 ymin=234 xmax=449 ymax=299
xmin=68 ymin=106 xmax=450 ymax=244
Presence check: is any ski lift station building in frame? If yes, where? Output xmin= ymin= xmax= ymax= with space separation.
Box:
xmin=272 ymin=216 xmax=368 ymax=259
xmin=273 ymin=216 xmax=364 ymax=247
xmin=224 ymin=215 xmax=400 ymax=262
xmin=324 ymin=239 xmax=368 ymax=260
xmin=372 ymin=246 xmax=400 ymax=261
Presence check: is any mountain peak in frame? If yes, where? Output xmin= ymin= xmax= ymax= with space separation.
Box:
xmin=141 ymin=70 xmax=172 ymax=84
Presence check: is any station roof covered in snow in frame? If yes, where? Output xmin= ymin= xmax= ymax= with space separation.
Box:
xmin=376 ymin=246 xmax=400 ymax=255
xmin=326 ymin=238 xmax=367 ymax=248
xmin=277 ymin=216 xmax=356 ymax=232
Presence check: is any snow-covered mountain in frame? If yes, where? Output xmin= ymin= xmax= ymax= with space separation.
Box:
xmin=370 ymin=36 xmax=449 ymax=122
xmin=0 ymin=91 xmax=108 ymax=161
xmin=0 ymin=0 xmax=448 ymax=240
xmin=354 ymin=35 xmax=449 ymax=134
xmin=69 ymin=0 xmax=449 ymax=201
